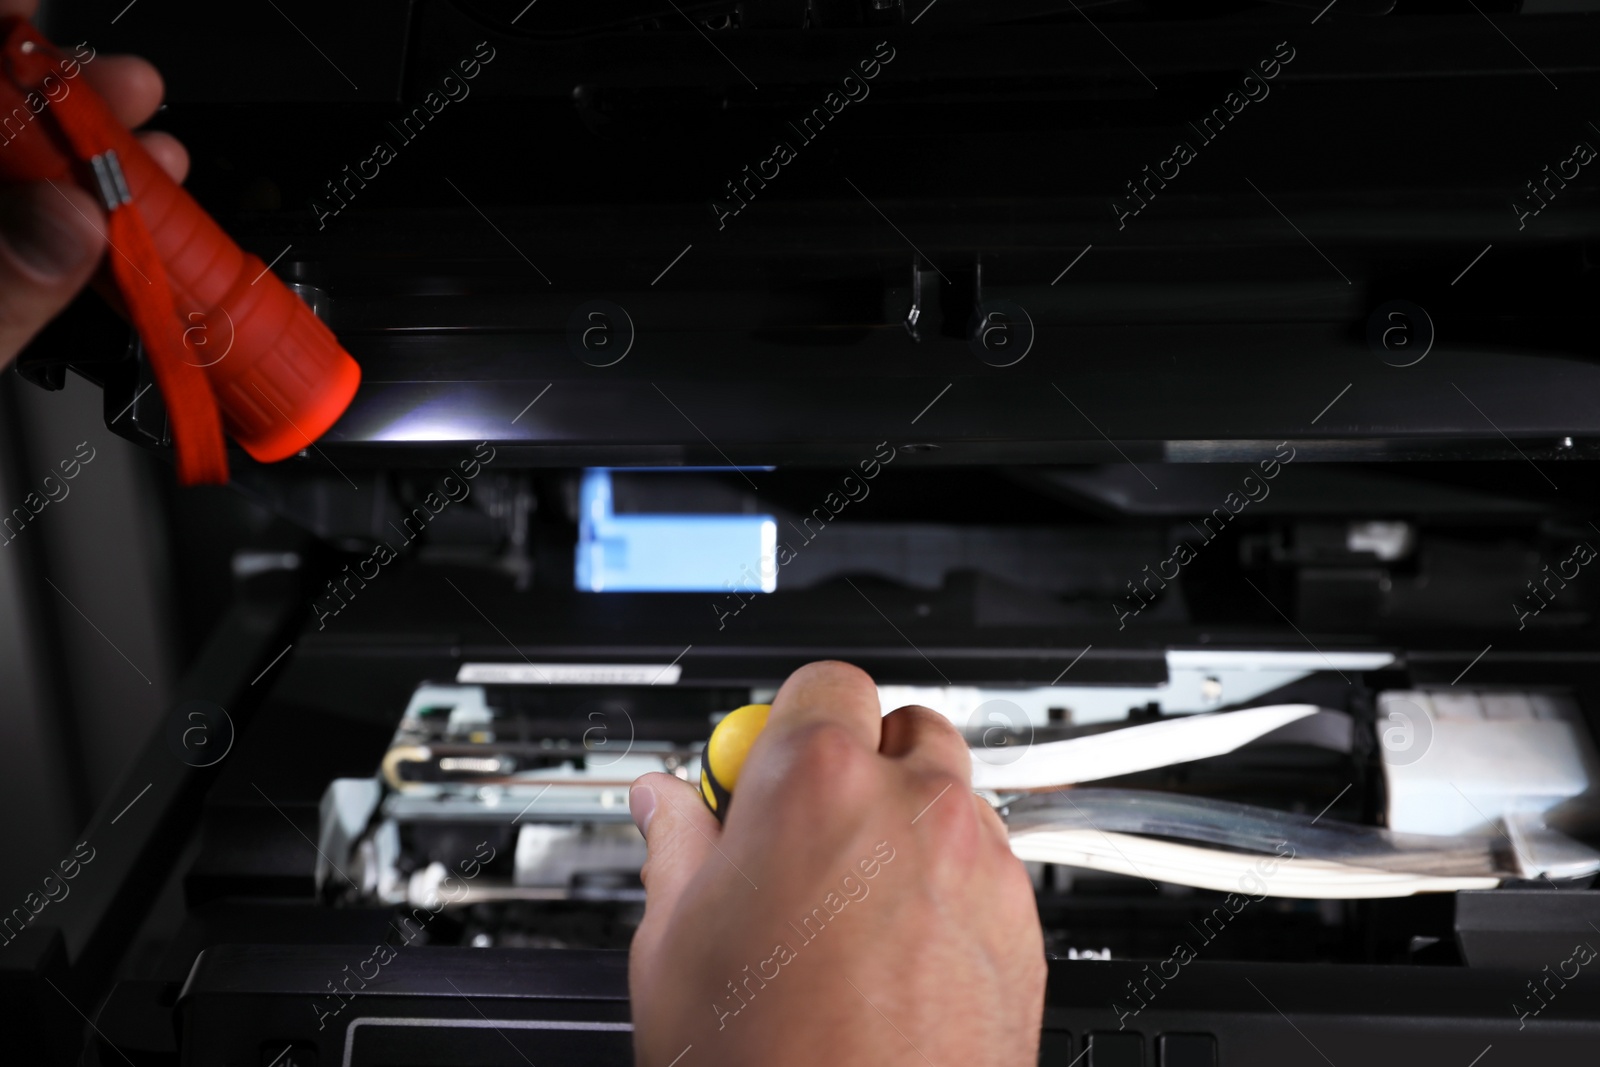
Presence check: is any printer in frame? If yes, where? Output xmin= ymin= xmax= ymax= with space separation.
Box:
xmin=4 ymin=1 xmax=1600 ymax=1064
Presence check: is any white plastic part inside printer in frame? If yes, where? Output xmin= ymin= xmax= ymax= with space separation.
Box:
xmin=1379 ymin=689 xmax=1600 ymax=878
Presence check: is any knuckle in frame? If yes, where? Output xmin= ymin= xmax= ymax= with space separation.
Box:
xmin=764 ymin=720 xmax=878 ymax=812
xmin=887 ymin=704 xmax=963 ymax=751
xmin=901 ymin=708 xmax=974 ymax=781
xmin=638 ymin=853 xmax=657 ymax=891
xmin=786 ymin=720 xmax=872 ymax=778
xmin=790 ymin=659 xmax=874 ymax=689
xmin=911 ymin=771 xmax=978 ymax=839
xmin=904 ymin=703 xmax=960 ymax=739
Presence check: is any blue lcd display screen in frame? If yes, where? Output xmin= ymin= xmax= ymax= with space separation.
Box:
xmin=575 ymin=470 xmax=778 ymax=593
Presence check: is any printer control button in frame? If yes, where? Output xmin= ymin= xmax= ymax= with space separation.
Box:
xmin=1086 ymin=1031 xmax=1144 ymax=1066
xmin=1157 ymin=1032 xmax=1217 ymax=1067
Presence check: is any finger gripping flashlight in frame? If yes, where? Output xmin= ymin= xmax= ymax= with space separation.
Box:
xmin=0 ymin=20 xmax=360 ymax=485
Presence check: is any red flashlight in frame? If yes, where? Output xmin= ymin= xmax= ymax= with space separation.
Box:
xmin=0 ymin=18 xmax=360 ymax=485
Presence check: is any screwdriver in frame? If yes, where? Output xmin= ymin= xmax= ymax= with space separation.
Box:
xmin=698 ymin=703 xmax=771 ymax=819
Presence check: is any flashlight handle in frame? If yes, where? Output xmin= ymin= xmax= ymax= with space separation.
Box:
xmin=0 ymin=19 xmax=360 ymax=477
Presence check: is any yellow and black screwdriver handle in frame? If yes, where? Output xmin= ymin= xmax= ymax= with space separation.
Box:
xmin=698 ymin=703 xmax=771 ymax=822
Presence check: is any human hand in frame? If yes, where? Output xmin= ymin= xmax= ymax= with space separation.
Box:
xmin=0 ymin=0 xmax=189 ymax=367
xmin=627 ymin=660 xmax=1046 ymax=1067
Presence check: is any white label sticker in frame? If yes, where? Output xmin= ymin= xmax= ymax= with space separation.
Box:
xmin=456 ymin=663 xmax=681 ymax=685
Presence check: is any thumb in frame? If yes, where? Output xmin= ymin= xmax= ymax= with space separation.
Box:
xmin=630 ymin=771 xmax=720 ymax=921
xmin=0 ymin=181 xmax=107 ymax=369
